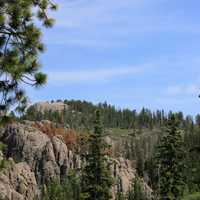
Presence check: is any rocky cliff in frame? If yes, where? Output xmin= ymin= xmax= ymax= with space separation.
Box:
xmin=30 ymin=101 xmax=68 ymax=113
xmin=0 ymin=121 xmax=152 ymax=200
xmin=0 ymin=161 xmax=38 ymax=200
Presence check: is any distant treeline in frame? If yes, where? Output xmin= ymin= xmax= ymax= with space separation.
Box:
xmin=23 ymin=99 xmax=198 ymax=132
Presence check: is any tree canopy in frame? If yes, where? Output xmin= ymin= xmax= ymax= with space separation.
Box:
xmin=0 ymin=0 xmax=57 ymax=122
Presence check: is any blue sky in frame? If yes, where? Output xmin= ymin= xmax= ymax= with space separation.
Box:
xmin=27 ymin=0 xmax=200 ymax=115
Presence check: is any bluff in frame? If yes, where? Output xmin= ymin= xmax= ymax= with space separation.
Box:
xmin=0 ymin=121 xmax=152 ymax=200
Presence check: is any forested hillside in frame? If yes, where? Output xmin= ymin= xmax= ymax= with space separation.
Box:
xmin=21 ymin=100 xmax=200 ymax=199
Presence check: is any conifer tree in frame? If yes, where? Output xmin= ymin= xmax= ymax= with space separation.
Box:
xmin=41 ymin=172 xmax=81 ymax=200
xmin=156 ymin=114 xmax=185 ymax=200
xmin=0 ymin=0 xmax=57 ymax=122
xmin=127 ymin=176 xmax=147 ymax=200
xmin=81 ymin=110 xmax=113 ymax=200
xmin=135 ymin=141 xmax=145 ymax=178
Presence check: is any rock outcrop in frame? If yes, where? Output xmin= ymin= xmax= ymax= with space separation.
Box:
xmin=0 ymin=121 xmax=153 ymax=199
xmin=30 ymin=101 xmax=68 ymax=113
xmin=0 ymin=122 xmax=80 ymax=185
xmin=0 ymin=162 xmax=38 ymax=200
xmin=111 ymin=157 xmax=135 ymax=197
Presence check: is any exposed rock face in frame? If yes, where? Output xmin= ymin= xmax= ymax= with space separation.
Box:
xmin=111 ymin=157 xmax=152 ymax=199
xmin=0 ymin=122 xmax=80 ymax=185
xmin=0 ymin=162 xmax=38 ymax=200
xmin=110 ymin=157 xmax=135 ymax=198
xmin=30 ymin=101 xmax=68 ymax=113
xmin=0 ymin=121 xmax=153 ymax=199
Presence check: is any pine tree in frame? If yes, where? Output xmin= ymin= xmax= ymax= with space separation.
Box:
xmin=116 ymin=182 xmax=126 ymax=200
xmin=0 ymin=0 xmax=57 ymax=122
xmin=135 ymin=141 xmax=145 ymax=178
xmin=41 ymin=170 xmax=81 ymax=200
xmin=81 ymin=110 xmax=113 ymax=200
xmin=156 ymin=114 xmax=185 ymax=200
xmin=127 ymin=176 xmax=147 ymax=200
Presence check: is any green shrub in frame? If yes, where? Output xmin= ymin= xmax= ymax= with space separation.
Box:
xmin=182 ymin=193 xmax=200 ymax=200
xmin=0 ymin=142 xmax=7 ymax=152
xmin=0 ymin=159 xmax=11 ymax=171
xmin=0 ymin=142 xmax=9 ymax=171
xmin=41 ymin=170 xmax=80 ymax=200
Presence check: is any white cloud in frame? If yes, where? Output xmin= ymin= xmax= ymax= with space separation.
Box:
xmin=47 ymin=64 xmax=151 ymax=84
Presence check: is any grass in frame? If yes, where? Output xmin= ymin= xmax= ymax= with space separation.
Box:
xmin=105 ymin=128 xmax=133 ymax=137
xmin=105 ymin=127 xmax=161 ymax=138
